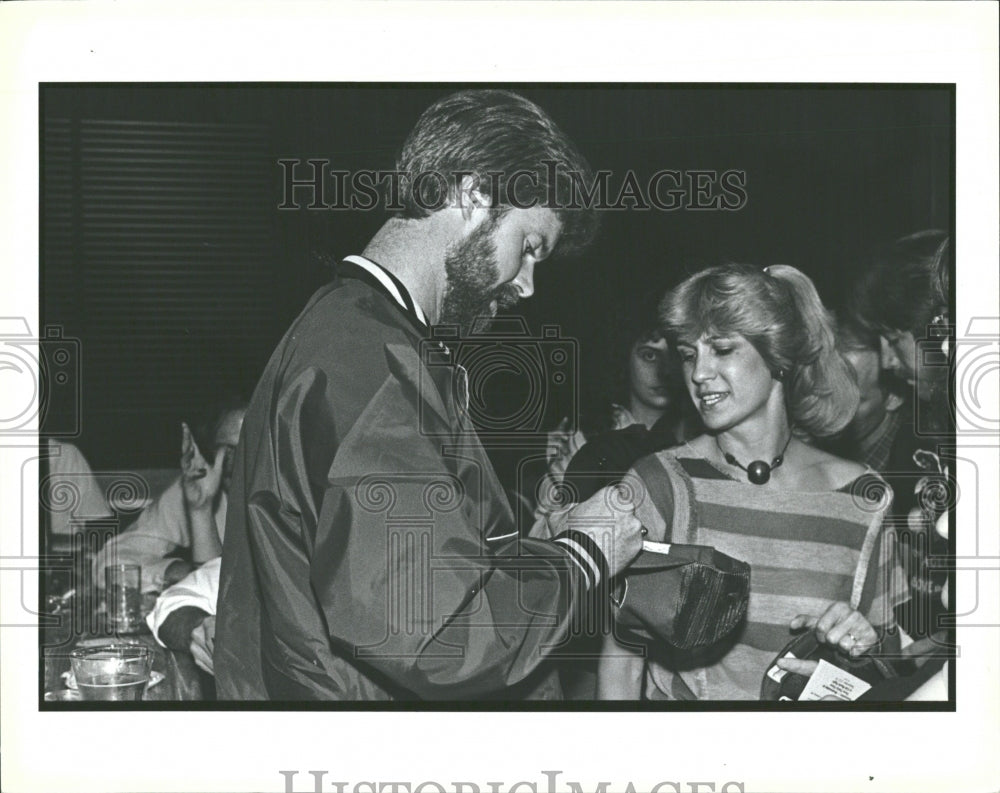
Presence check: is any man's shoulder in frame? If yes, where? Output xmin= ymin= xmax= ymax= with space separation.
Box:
xmin=299 ymin=277 xmax=413 ymax=335
xmin=279 ymin=278 xmax=421 ymax=370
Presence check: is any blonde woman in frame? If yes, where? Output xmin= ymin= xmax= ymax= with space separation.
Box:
xmin=599 ymin=263 xmax=909 ymax=700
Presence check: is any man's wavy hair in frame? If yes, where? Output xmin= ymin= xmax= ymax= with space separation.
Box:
xmin=850 ymin=229 xmax=951 ymax=338
xmin=659 ymin=262 xmax=859 ymax=438
xmin=395 ymin=90 xmax=599 ymax=256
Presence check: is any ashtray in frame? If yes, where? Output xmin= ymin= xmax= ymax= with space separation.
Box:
xmin=62 ymin=669 xmax=165 ymax=690
xmin=44 ymin=689 xmax=82 ymax=702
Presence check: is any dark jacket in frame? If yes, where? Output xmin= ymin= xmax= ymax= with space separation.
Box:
xmin=215 ymin=266 xmax=593 ymax=700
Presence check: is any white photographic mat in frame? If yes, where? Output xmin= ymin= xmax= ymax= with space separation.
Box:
xmin=1 ymin=3 xmax=997 ymax=793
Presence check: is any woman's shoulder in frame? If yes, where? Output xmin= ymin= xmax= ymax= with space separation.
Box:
xmin=796 ymin=443 xmax=877 ymax=492
xmin=633 ymin=442 xmax=697 ymax=476
xmin=629 ymin=438 xmax=728 ymax=489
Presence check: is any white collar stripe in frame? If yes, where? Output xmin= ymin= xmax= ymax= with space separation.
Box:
xmin=342 ymin=255 xmax=428 ymax=327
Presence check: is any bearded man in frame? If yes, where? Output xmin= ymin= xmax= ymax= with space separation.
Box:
xmin=214 ymin=90 xmax=645 ymax=700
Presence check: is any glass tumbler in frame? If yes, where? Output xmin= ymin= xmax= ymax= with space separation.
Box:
xmin=70 ymin=643 xmax=153 ymax=701
xmin=104 ymin=563 xmax=143 ymax=633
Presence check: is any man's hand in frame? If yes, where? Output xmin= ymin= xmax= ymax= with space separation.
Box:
xmin=776 ymin=601 xmax=879 ymax=677
xmin=158 ymin=605 xmax=211 ymax=652
xmin=181 ymin=422 xmax=225 ymax=513
xmin=551 ymin=485 xmax=644 ymax=577
xmin=189 ymin=615 xmax=216 ymax=675
xmin=163 ymin=559 xmax=195 ymax=588
xmin=181 ymin=422 xmax=224 ymax=561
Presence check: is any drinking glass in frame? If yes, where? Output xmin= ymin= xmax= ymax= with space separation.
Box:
xmin=104 ymin=563 xmax=142 ymax=633
xmin=70 ymin=643 xmax=153 ymax=701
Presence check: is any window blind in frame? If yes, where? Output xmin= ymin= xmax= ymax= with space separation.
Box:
xmin=42 ymin=117 xmax=276 ymax=466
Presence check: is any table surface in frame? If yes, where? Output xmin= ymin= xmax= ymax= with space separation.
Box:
xmin=41 ymin=602 xmax=205 ymax=703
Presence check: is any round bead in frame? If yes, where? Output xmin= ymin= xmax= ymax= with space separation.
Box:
xmin=747 ymin=460 xmax=771 ymax=485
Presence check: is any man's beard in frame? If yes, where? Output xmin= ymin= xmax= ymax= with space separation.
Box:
xmin=440 ymin=215 xmax=520 ymax=336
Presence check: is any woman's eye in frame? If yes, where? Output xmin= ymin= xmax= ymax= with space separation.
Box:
xmin=714 ymin=347 xmax=733 ymax=356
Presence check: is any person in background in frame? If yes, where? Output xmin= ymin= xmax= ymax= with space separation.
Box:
xmin=859 ymin=509 xmax=950 ymax=701
xmin=535 ymin=326 xmax=694 ymax=698
xmin=42 ymin=440 xmax=115 ymax=609
xmin=821 ymin=306 xmax=907 ymax=473
xmin=598 ymin=263 xmax=908 ymax=700
xmin=559 ymin=331 xmax=698 ymax=508
xmin=94 ymin=396 xmax=247 ymax=594
xmin=530 ymin=304 xmax=693 ymax=535
xmin=44 ymin=439 xmax=113 ymax=539
xmin=854 ymin=231 xmax=951 ymax=420
xmin=850 ymin=229 xmax=953 ymax=648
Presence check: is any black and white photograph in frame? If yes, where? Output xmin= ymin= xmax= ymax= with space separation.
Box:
xmin=33 ymin=81 xmax=957 ymax=707
xmin=2 ymin=4 xmax=998 ymax=793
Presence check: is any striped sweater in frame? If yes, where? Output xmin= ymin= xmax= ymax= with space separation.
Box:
xmin=622 ymin=447 xmax=909 ymax=700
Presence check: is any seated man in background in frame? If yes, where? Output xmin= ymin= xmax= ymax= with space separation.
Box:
xmin=148 ymin=556 xmax=219 ymax=677
xmin=44 ymin=439 xmax=113 ymax=540
xmin=94 ymin=397 xmax=247 ymax=593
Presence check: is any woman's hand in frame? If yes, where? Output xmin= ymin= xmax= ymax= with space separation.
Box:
xmin=776 ymin=601 xmax=879 ymax=677
xmin=180 ymin=422 xmax=224 ymax=513
xmin=546 ymin=417 xmax=572 ymax=463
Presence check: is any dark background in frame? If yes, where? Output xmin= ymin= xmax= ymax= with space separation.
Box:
xmin=39 ymin=84 xmax=953 ymax=473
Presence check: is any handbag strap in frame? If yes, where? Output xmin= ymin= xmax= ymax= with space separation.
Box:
xmin=850 ymin=472 xmax=893 ymax=614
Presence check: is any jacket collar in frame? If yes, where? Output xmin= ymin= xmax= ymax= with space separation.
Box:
xmin=340 ymin=255 xmax=429 ymax=333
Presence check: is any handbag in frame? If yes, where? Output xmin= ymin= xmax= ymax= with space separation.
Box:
xmin=612 ymin=541 xmax=750 ymax=652
xmin=611 ymin=454 xmax=751 ymax=654
xmin=760 ymin=627 xmax=897 ymax=701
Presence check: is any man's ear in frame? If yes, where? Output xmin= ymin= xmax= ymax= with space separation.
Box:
xmin=455 ymin=173 xmax=492 ymax=220
xmin=930 ymin=308 xmax=952 ymax=358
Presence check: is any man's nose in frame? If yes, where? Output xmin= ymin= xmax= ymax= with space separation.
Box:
xmin=514 ymin=261 xmax=535 ymax=298
xmin=879 ymin=336 xmax=901 ymax=372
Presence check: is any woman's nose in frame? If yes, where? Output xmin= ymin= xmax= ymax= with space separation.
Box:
xmin=691 ymin=356 xmax=714 ymax=383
